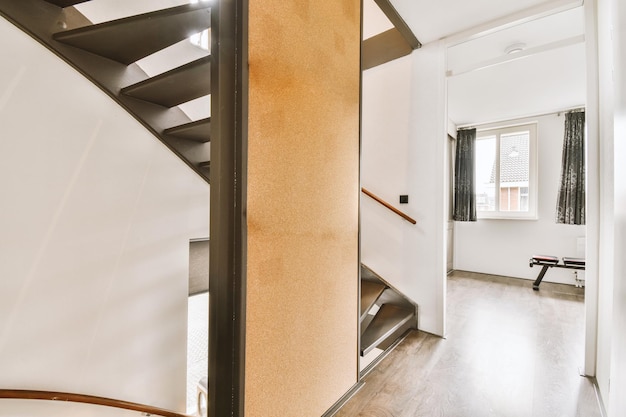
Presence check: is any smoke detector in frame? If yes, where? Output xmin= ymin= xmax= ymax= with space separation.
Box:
xmin=504 ymin=43 xmax=526 ymax=54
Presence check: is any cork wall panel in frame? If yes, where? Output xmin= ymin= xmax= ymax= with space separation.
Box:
xmin=245 ymin=0 xmax=361 ymax=415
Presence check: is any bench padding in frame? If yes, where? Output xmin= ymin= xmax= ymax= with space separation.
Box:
xmin=563 ymin=257 xmax=585 ymax=267
xmin=531 ymin=255 xmax=559 ymax=265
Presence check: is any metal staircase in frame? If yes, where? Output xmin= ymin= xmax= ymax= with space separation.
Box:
xmin=360 ymin=264 xmax=417 ymax=370
xmin=0 ymin=0 xmax=211 ymax=182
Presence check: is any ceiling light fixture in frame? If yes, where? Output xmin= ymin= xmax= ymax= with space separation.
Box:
xmin=504 ymin=43 xmax=526 ymax=55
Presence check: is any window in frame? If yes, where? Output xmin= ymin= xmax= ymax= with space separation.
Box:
xmin=475 ymin=123 xmax=537 ymax=219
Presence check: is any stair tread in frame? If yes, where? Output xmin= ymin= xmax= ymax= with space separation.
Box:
xmin=43 ymin=0 xmax=89 ymax=7
xmin=361 ymin=304 xmax=414 ymax=356
xmin=53 ymin=3 xmax=211 ymax=65
xmin=122 ymin=56 xmax=211 ymax=107
xmin=165 ymin=118 xmax=211 ymax=143
xmin=361 ymin=280 xmax=386 ymax=319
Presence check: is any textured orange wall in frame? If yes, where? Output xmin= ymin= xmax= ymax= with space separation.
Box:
xmin=245 ymin=0 xmax=361 ymax=415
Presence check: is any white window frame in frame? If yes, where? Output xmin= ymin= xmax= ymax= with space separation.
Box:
xmin=476 ymin=123 xmax=538 ymax=220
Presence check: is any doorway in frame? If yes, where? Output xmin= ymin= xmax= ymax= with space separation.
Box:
xmin=445 ymin=3 xmax=590 ymax=371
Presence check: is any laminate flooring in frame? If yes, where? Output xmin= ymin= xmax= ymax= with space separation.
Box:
xmin=335 ymin=271 xmax=602 ymax=417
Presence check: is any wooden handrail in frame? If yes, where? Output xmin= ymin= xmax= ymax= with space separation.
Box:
xmin=361 ymin=188 xmax=417 ymax=225
xmin=0 ymin=389 xmax=190 ymax=417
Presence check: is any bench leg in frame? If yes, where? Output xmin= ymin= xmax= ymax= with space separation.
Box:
xmin=533 ymin=265 xmax=550 ymax=290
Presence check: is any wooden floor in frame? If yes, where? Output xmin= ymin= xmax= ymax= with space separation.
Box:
xmin=336 ymin=271 xmax=602 ymax=417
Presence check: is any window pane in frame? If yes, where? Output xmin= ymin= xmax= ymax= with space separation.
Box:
xmin=499 ymin=132 xmax=529 ymax=212
xmin=475 ymin=136 xmax=496 ymax=211
xmin=520 ymin=187 xmax=529 ymax=211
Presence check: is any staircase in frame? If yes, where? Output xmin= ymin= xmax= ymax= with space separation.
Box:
xmin=1 ymin=0 xmax=418 ymax=381
xmin=360 ymin=264 xmax=417 ymax=372
xmin=0 ymin=0 xmax=211 ymax=182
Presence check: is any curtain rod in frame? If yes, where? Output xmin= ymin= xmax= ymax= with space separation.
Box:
xmin=456 ymin=105 xmax=585 ymax=130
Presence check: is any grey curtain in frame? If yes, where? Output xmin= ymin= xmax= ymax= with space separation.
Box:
xmin=453 ymin=128 xmax=477 ymax=222
xmin=556 ymin=110 xmax=585 ymax=225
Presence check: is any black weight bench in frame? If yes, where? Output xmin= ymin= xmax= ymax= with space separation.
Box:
xmin=529 ymin=255 xmax=586 ymax=290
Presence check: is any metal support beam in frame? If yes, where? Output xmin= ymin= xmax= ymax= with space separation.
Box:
xmin=208 ymin=0 xmax=248 ymax=415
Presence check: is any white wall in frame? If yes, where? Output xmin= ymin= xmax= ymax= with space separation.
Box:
xmin=590 ymin=0 xmax=626 ymax=414
xmin=607 ymin=0 xmax=626 ymax=415
xmin=0 ymin=17 xmax=209 ymax=413
xmin=592 ymin=0 xmax=614 ymax=404
xmin=453 ymin=114 xmax=586 ymax=285
xmin=361 ymin=42 xmax=447 ymax=336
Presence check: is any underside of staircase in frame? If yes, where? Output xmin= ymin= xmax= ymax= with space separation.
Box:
xmin=0 ymin=0 xmax=212 ymax=182
xmin=0 ymin=0 xmax=419 ymax=185
xmin=360 ymin=264 xmax=418 ymax=373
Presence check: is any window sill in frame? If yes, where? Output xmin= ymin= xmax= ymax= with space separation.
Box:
xmin=477 ymin=214 xmax=538 ymax=221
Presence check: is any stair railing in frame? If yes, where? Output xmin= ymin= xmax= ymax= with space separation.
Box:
xmin=361 ymin=188 xmax=417 ymax=224
xmin=0 ymin=389 xmax=190 ymax=417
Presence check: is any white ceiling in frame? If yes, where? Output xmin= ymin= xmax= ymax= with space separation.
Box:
xmin=366 ymin=0 xmax=588 ymax=126
xmin=389 ymin=0 xmax=575 ymax=44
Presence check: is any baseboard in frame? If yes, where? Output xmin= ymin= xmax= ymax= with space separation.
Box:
xmin=321 ymin=381 xmax=364 ymax=417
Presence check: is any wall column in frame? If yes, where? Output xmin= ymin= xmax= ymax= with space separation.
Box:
xmin=244 ymin=1 xmax=361 ymax=416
